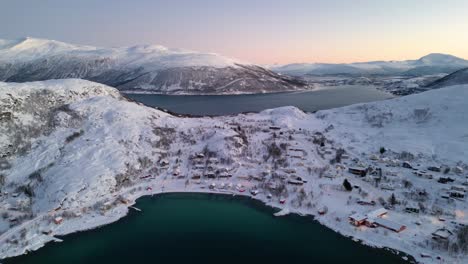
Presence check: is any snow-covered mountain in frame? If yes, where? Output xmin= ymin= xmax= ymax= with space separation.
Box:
xmin=270 ymin=53 xmax=468 ymax=77
xmin=0 ymin=79 xmax=466 ymax=263
xmin=426 ymin=68 xmax=468 ymax=88
xmin=0 ymin=37 xmax=309 ymax=94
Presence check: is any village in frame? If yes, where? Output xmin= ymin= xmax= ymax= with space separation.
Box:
xmin=0 ymin=82 xmax=467 ymax=264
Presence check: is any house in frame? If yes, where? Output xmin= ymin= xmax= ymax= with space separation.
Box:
xmin=449 ymin=191 xmax=465 ymax=199
xmin=349 ymin=213 xmax=367 ymax=226
xmin=372 ymin=218 xmax=406 ymax=233
xmin=402 ymin=161 xmax=413 ymax=169
xmin=348 ymin=167 xmax=367 ymax=177
xmin=357 ymin=199 xmax=376 ymax=206
xmin=219 ymin=172 xmax=231 ymax=178
xmin=380 ymin=184 xmax=395 ymax=191
xmin=428 ymin=166 xmax=441 ymax=172
xmin=0 ymin=112 xmax=12 ymax=121
xmin=438 ymin=177 xmax=455 ymax=184
xmin=205 ymin=172 xmax=216 ymax=179
xmin=367 ymin=208 xmax=388 ymax=219
xmin=54 ymin=217 xmax=64 ymax=225
xmin=405 ymin=206 xmax=420 ymax=214
xmin=208 ymin=157 xmax=218 ymax=164
xmin=191 ymin=174 xmax=201 ymax=180
xmin=288 ymin=179 xmax=303 ymax=185
xmin=454 ymin=166 xmax=464 ymax=174
xmin=432 ymin=228 xmax=453 ymax=240
xmin=451 ymin=185 xmax=466 ymax=192
xmin=194 ymin=164 xmax=205 ymax=170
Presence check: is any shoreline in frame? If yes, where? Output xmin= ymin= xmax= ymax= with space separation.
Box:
xmin=1 ymin=189 xmax=415 ymax=264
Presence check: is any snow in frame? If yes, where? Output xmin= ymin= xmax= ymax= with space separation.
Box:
xmin=270 ymin=53 xmax=468 ymax=76
xmin=0 ymin=37 xmax=242 ymax=69
xmin=0 ymin=80 xmax=467 ymax=264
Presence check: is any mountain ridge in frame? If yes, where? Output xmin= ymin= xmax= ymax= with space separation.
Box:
xmin=0 ymin=37 xmax=310 ymax=95
xmin=269 ymin=53 xmax=468 ymax=77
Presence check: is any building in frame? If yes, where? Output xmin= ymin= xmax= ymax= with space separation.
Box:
xmin=54 ymin=217 xmax=64 ymax=225
xmin=357 ymin=199 xmax=376 ymax=206
xmin=428 ymin=166 xmax=441 ymax=172
xmin=372 ymin=218 xmax=406 ymax=232
xmin=349 ymin=213 xmax=367 ymax=226
xmin=450 ymin=191 xmax=465 ymax=199
xmin=432 ymin=228 xmax=453 ymax=240
xmin=367 ymin=208 xmax=388 ymax=219
xmin=348 ymin=168 xmax=367 ymax=177
xmin=405 ymin=206 xmax=420 ymax=214
xmin=402 ymin=161 xmax=413 ymax=169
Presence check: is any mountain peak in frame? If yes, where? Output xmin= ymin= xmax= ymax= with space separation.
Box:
xmin=417 ymin=53 xmax=467 ymax=65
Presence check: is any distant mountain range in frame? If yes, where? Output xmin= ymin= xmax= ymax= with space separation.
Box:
xmin=0 ymin=37 xmax=309 ymax=95
xmin=269 ymin=53 xmax=468 ymax=77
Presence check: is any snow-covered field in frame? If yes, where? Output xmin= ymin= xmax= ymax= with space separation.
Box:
xmin=0 ymin=79 xmax=466 ymax=263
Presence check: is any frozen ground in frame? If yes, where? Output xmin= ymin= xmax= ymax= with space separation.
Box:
xmin=0 ymin=79 xmax=466 ymax=263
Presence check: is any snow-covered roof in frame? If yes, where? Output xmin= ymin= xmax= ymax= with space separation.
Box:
xmin=367 ymin=208 xmax=388 ymax=219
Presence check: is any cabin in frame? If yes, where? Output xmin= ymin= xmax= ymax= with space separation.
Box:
xmin=348 ymin=168 xmax=367 ymax=177
xmin=219 ymin=172 xmax=231 ymax=178
xmin=372 ymin=218 xmax=406 ymax=233
xmin=454 ymin=166 xmax=464 ymax=174
xmin=438 ymin=177 xmax=455 ymax=184
xmin=357 ymin=199 xmax=376 ymax=206
xmin=451 ymin=185 xmax=466 ymax=192
xmin=428 ymin=166 xmax=441 ymax=172
xmin=432 ymin=228 xmax=453 ymax=240
xmin=205 ymin=172 xmax=216 ymax=179
xmin=405 ymin=206 xmax=420 ymax=214
xmin=349 ymin=213 xmax=367 ymax=226
xmin=449 ymin=191 xmax=465 ymax=199
xmin=194 ymin=164 xmax=205 ymax=170
xmin=191 ymin=174 xmax=201 ymax=180
xmin=208 ymin=158 xmax=218 ymax=164
xmin=195 ymin=153 xmax=205 ymax=158
xmin=402 ymin=161 xmax=413 ymax=169
xmin=54 ymin=217 xmax=64 ymax=225
xmin=288 ymin=179 xmax=303 ymax=185
xmin=269 ymin=126 xmax=281 ymax=131
xmin=0 ymin=112 xmax=12 ymax=121
xmin=119 ymin=196 xmax=131 ymax=204
xmin=380 ymin=184 xmax=395 ymax=191
xmin=367 ymin=208 xmax=388 ymax=219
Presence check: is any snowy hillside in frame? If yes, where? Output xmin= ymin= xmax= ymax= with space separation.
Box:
xmin=426 ymin=68 xmax=468 ymax=88
xmin=0 ymin=37 xmax=310 ymax=94
xmin=270 ymin=53 xmax=468 ymax=77
xmin=0 ymin=80 xmax=466 ymax=263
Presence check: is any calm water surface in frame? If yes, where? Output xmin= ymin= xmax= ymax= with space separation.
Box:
xmin=126 ymin=85 xmax=393 ymax=115
xmin=5 ymin=194 xmax=410 ymax=264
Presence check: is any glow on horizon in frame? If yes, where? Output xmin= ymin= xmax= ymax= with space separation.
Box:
xmin=1 ymin=0 xmax=468 ymax=64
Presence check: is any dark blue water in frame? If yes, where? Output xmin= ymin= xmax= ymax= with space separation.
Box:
xmin=5 ymin=194 xmax=410 ymax=264
xmin=126 ymin=86 xmax=393 ymax=115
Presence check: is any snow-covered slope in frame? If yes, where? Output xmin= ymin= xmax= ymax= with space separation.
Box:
xmin=0 ymin=80 xmax=466 ymax=263
xmin=426 ymin=68 xmax=468 ymax=88
xmin=0 ymin=37 xmax=309 ymax=94
xmin=270 ymin=53 xmax=468 ymax=77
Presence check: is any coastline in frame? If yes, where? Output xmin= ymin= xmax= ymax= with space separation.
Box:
xmin=1 ymin=188 xmax=415 ymax=263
